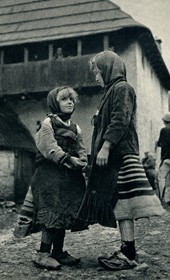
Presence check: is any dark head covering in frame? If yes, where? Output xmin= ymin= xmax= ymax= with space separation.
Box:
xmin=91 ymin=51 xmax=126 ymax=87
xmin=47 ymin=86 xmax=74 ymax=121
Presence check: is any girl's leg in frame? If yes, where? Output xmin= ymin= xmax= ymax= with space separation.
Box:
xmin=98 ymin=219 xmax=138 ymax=270
xmin=51 ymin=228 xmax=80 ymax=265
xmin=165 ymin=173 xmax=170 ymax=203
xmin=51 ymin=228 xmax=65 ymax=256
xmin=39 ymin=226 xmax=53 ymax=253
xmin=118 ymin=219 xmax=136 ymax=260
xmin=33 ymin=227 xmax=61 ymax=270
xmin=158 ymin=159 xmax=170 ymax=201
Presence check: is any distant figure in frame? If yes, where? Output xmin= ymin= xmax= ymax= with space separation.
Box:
xmin=33 ymin=54 xmax=38 ymax=61
xmin=53 ymin=47 xmax=63 ymax=59
xmin=155 ymin=112 xmax=170 ymax=205
xmin=142 ymin=152 xmax=157 ymax=190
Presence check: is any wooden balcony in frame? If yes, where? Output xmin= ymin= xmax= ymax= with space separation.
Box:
xmin=0 ymin=55 xmax=97 ymax=96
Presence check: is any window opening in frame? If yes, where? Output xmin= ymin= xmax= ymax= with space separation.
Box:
xmin=28 ymin=43 xmax=48 ymax=61
xmin=82 ymin=35 xmax=103 ymax=55
xmin=4 ymin=45 xmax=24 ymax=64
xmin=53 ymin=38 xmax=77 ymax=59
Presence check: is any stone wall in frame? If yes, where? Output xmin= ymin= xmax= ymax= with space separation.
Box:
xmin=0 ymin=151 xmax=15 ymax=200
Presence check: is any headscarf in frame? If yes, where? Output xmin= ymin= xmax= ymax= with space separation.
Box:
xmin=91 ymin=50 xmax=126 ymax=87
xmin=47 ymin=86 xmax=74 ymax=121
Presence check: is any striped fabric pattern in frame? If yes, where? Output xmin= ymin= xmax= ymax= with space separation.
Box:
xmin=20 ymin=186 xmax=34 ymax=218
xmin=19 ymin=155 xmax=164 ymax=222
xmin=114 ymin=155 xmax=165 ymax=220
xmin=117 ymin=155 xmax=154 ymax=200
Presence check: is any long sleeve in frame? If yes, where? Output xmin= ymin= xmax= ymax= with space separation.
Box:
xmin=157 ymin=128 xmax=164 ymax=147
xmin=103 ymin=84 xmax=136 ymax=145
xmin=76 ymin=125 xmax=88 ymax=163
xmin=36 ymin=117 xmax=66 ymax=164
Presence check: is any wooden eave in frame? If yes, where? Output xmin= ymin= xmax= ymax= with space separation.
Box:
xmin=0 ymin=100 xmax=36 ymax=152
xmin=0 ymin=0 xmax=169 ymax=89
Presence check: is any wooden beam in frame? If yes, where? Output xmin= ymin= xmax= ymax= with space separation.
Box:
xmin=0 ymin=49 xmax=4 ymax=64
xmin=24 ymin=47 xmax=29 ymax=63
xmin=103 ymin=35 xmax=109 ymax=50
xmin=49 ymin=44 xmax=53 ymax=60
xmin=77 ymin=39 xmax=82 ymax=56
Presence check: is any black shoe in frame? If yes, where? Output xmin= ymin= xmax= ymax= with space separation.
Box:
xmin=32 ymin=252 xmax=61 ymax=270
xmin=98 ymin=251 xmax=138 ymax=271
xmin=52 ymin=251 xmax=80 ymax=266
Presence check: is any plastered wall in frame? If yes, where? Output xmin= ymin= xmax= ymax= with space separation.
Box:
xmin=0 ymin=151 xmax=15 ymax=200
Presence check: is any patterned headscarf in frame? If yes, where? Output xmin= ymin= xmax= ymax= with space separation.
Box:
xmin=47 ymin=86 xmax=74 ymax=121
xmin=90 ymin=50 xmax=126 ymax=87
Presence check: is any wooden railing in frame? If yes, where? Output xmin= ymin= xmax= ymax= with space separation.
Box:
xmin=0 ymin=54 xmax=97 ymax=96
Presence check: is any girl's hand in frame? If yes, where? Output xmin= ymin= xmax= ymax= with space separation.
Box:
xmin=81 ymin=162 xmax=88 ymax=172
xmin=96 ymin=140 xmax=111 ymax=166
xmin=70 ymin=157 xmax=86 ymax=169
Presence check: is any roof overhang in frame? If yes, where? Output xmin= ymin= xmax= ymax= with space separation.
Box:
xmin=0 ymin=24 xmax=170 ymax=90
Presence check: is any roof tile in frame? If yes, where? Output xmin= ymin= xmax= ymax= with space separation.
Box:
xmin=0 ymin=0 xmax=140 ymax=45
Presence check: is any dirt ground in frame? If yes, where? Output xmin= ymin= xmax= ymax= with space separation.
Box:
xmin=0 ymin=204 xmax=169 ymax=280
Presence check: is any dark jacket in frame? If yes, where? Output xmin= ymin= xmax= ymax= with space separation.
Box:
xmin=157 ymin=126 xmax=170 ymax=162
xmin=77 ymin=51 xmax=139 ymax=228
xmin=91 ymin=79 xmax=139 ymax=161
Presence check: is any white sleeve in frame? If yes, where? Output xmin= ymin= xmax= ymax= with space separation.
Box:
xmin=36 ymin=118 xmax=66 ymax=164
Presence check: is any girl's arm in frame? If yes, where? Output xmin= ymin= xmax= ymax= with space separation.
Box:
xmin=36 ymin=117 xmax=67 ymax=164
xmin=76 ymin=125 xmax=88 ymax=164
xmin=36 ymin=118 xmax=86 ymax=169
xmin=103 ymin=84 xmax=136 ymax=145
xmin=96 ymin=85 xmax=135 ymax=166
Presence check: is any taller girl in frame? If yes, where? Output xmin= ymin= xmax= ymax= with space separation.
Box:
xmin=77 ymin=51 xmax=164 ymax=270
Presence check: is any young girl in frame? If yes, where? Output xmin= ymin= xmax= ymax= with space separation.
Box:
xmin=77 ymin=51 xmax=164 ymax=270
xmin=30 ymin=86 xmax=87 ymax=269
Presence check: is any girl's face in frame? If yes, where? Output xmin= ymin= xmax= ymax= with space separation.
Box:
xmin=58 ymin=96 xmax=74 ymax=114
xmin=95 ymin=72 xmax=104 ymax=88
xmin=93 ymin=66 xmax=105 ymax=88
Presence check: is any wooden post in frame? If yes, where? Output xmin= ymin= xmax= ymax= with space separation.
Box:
xmin=0 ymin=49 xmax=4 ymax=64
xmin=103 ymin=35 xmax=109 ymax=50
xmin=24 ymin=47 xmax=29 ymax=62
xmin=77 ymin=39 xmax=82 ymax=56
xmin=49 ymin=44 xmax=53 ymax=60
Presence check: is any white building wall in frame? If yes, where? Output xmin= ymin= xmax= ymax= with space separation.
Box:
xmin=9 ymin=98 xmax=47 ymax=140
xmin=135 ymin=43 xmax=169 ymax=158
xmin=9 ymin=93 xmax=102 ymax=155
xmin=120 ymin=42 xmax=169 ymax=159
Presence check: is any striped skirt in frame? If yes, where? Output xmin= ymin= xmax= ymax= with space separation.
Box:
xmin=114 ymin=155 xmax=165 ymax=220
xmin=20 ymin=185 xmax=33 ymax=218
